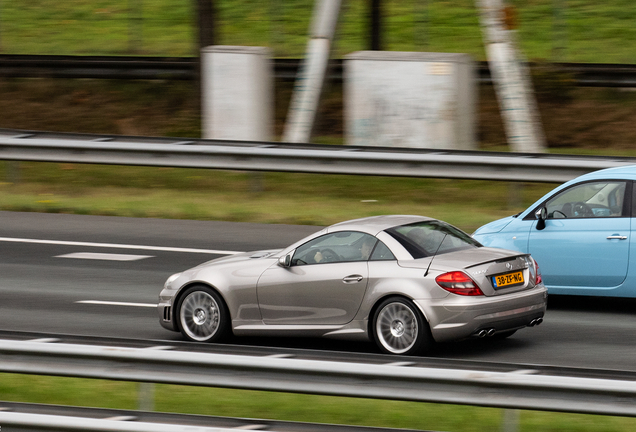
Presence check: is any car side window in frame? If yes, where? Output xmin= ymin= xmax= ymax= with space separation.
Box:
xmin=369 ymin=241 xmax=396 ymax=261
xmin=292 ymin=231 xmax=380 ymax=265
xmin=545 ymin=181 xmax=627 ymax=219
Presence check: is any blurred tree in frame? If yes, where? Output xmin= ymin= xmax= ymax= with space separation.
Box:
xmin=552 ymin=0 xmax=567 ymax=61
xmin=370 ymin=0 xmax=382 ymax=50
xmin=197 ymin=0 xmax=216 ymax=49
xmin=128 ymin=0 xmax=143 ymax=53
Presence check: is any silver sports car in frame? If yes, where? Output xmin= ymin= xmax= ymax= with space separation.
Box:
xmin=158 ymin=215 xmax=547 ymax=355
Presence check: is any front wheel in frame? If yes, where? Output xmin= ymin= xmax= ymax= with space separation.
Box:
xmin=372 ymin=297 xmax=431 ymax=355
xmin=177 ymin=285 xmax=230 ymax=342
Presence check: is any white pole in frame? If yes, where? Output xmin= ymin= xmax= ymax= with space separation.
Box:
xmin=283 ymin=0 xmax=342 ymax=143
xmin=477 ymin=0 xmax=546 ymax=153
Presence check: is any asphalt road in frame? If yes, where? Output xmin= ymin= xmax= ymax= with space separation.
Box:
xmin=1 ymin=211 xmax=635 ymax=371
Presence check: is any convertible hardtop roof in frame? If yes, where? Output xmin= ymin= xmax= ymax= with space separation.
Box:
xmin=327 ymin=215 xmax=436 ymax=235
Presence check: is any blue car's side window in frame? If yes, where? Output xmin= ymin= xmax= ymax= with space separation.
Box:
xmin=546 ymin=181 xmax=627 ymax=219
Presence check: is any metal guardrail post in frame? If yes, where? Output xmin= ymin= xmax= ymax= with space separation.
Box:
xmin=138 ymin=382 xmax=155 ymax=411
xmin=6 ymin=161 xmax=20 ymax=184
xmin=501 ymin=409 xmax=519 ymax=432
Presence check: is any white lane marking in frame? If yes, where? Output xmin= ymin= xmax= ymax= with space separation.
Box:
xmin=76 ymin=300 xmax=157 ymax=308
xmin=29 ymin=338 xmax=61 ymax=343
xmin=385 ymin=361 xmax=415 ymax=367
xmin=266 ymin=353 xmax=295 ymax=359
xmin=0 ymin=237 xmax=241 ymax=255
xmin=56 ymin=252 xmax=153 ymax=261
xmin=104 ymin=416 xmax=138 ymax=422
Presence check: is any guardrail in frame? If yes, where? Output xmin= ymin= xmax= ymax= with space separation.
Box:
xmin=1 ymin=129 xmax=636 ymax=183
xmin=1 ymin=55 xmax=636 ymax=87
xmin=0 ymin=338 xmax=636 ymax=432
xmin=0 ymin=400 xmax=420 ymax=432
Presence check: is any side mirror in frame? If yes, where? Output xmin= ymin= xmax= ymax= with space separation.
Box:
xmin=278 ymin=253 xmax=292 ymax=268
xmin=535 ymin=207 xmax=547 ymax=231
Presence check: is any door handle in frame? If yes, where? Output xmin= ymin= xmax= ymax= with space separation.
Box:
xmin=607 ymin=235 xmax=628 ymax=240
xmin=343 ymin=275 xmax=363 ymax=283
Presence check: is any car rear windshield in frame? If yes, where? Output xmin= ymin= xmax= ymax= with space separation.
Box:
xmin=385 ymin=221 xmax=481 ymax=259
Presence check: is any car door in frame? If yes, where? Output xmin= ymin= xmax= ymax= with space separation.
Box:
xmin=528 ymin=180 xmax=631 ymax=291
xmin=256 ymin=231 xmax=374 ymax=325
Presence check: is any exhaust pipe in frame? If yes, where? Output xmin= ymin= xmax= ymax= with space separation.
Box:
xmin=474 ymin=328 xmax=496 ymax=338
xmin=528 ymin=317 xmax=544 ymax=327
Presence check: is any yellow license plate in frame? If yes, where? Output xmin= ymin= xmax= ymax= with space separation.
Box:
xmin=492 ymin=271 xmax=524 ymax=288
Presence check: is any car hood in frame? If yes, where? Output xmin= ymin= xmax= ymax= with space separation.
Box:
xmin=193 ymin=249 xmax=283 ymax=269
xmin=472 ymin=216 xmax=516 ymax=236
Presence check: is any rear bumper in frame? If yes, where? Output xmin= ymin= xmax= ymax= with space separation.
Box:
xmin=415 ymin=285 xmax=548 ymax=343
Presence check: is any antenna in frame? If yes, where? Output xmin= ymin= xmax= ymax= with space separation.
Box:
xmin=424 ymin=233 xmax=448 ymax=277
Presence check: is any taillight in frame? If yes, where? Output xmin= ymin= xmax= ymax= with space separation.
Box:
xmin=435 ymin=271 xmax=484 ymax=296
xmin=525 ymin=256 xmax=542 ymax=286
xmin=534 ymin=259 xmax=542 ymax=285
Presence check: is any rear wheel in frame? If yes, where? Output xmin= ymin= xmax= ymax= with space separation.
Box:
xmin=372 ymin=297 xmax=431 ymax=355
xmin=177 ymin=285 xmax=229 ymax=342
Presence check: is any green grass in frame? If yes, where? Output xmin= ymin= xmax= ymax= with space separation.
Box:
xmin=0 ymin=162 xmax=558 ymax=232
xmin=1 ymin=0 xmax=636 ymax=62
xmin=2 ymin=373 xmax=636 ymax=432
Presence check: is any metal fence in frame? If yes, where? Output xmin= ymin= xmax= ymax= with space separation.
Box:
xmin=1 ymin=338 xmax=636 ymax=431
xmin=1 ymin=56 xmax=636 ymax=87
xmin=1 ymin=129 xmax=636 ymax=184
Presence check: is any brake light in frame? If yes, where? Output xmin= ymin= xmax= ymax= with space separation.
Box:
xmin=525 ymin=256 xmax=543 ymax=286
xmin=534 ymin=259 xmax=542 ymax=285
xmin=435 ymin=271 xmax=484 ymax=296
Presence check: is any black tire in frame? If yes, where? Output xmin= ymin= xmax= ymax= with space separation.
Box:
xmin=372 ymin=297 xmax=432 ymax=355
xmin=176 ymin=285 xmax=230 ymax=343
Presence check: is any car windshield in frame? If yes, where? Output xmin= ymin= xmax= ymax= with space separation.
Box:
xmin=385 ymin=220 xmax=481 ymax=259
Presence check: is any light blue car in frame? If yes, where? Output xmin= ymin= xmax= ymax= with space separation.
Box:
xmin=473 ymin=165 xmax=636 ymax=297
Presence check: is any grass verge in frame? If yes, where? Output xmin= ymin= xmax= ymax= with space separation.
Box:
xmin=0 ymin=162 xmax=559 ymax=232
xmin=2 ymin=0 xmax=636 ymax=63
xmin=1 ymin=374 xmax=636 ymax=432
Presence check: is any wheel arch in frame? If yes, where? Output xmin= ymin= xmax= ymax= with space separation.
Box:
xmin=172 ymin=282 xmax=229 ymax=332
xmin=367 ymin=293 xmax=430 ymax=339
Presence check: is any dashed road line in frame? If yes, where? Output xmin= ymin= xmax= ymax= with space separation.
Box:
xmin=56 ymin=252 xmax=154 ymax=261
xmin=0 ymin=236 xmax=241 ymax=255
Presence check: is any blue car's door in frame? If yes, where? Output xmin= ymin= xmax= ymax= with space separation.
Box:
xmin=528 ymin=218 xmax=630 ymax=289
xmin=527 ymin=180 xmax=631 ymax=292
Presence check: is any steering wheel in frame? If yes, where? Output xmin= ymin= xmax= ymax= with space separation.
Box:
xmin=552 ymin=210 xmax=567 ymax=219
xmin=319 ymin=248 xmax=340 ymax=263
xmin=572 ymin=202 xmax=594 ymax=218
